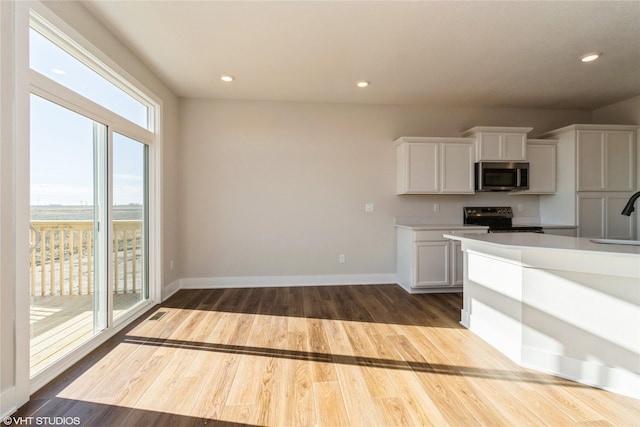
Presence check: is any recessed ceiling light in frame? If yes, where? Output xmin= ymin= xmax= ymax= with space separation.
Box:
xmin=580 ymin=52 xmax=602 ymax=63
xmin=356 ymin=80 xmax=369 ymax=88
xmin=51 ymin=68 xmax=66 ymax=75
xmin=220 ymin=74 xmax=235 ymax=82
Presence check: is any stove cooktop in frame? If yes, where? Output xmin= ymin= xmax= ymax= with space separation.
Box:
xmin=463 ymin=206 xmax=543 ymax=233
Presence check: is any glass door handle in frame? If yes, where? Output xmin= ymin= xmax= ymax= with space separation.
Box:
xmin=29 ymin=224 xmax=39 ymax=253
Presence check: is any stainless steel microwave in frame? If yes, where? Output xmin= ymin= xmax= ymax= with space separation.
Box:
xmin=475 ymin=161 xmax=529 ymax=192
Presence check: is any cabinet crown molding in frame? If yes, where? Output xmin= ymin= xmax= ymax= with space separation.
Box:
xmin=538 ymin=124 xmax=639 ymax=138
xmin=393 ymin=136 xmax=474 ymax=146
xmin=461 ymin=126 xmax=533 ymax=136
xmin=527 ymin=138 xmax=558 ymax=144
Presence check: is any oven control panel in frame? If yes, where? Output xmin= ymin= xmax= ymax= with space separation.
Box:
xmin=464 ymin=206 xmax=513 ymax=218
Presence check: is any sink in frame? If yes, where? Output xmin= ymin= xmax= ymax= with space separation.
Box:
xmin=590 ymin=238 xmax=640 ymax=246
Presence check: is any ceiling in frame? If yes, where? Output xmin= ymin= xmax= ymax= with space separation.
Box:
xmin=80 ymin=1 xmax=640 ymax=110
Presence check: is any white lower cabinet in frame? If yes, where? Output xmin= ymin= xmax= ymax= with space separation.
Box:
xmin=415 ymin=241 xmax=449 ymax=287
xmin=396 ymin=226 xmax=487 ymax=293
xmin=452 ymin=240 xmax=465 ymax=286
xmin=577 ymin=192 xmax=636 ymax=239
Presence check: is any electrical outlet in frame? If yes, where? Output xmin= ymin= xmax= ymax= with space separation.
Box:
xmin=169 ymin=260 xmax=174 ymax=271
xmin=339 ymin=254 xmax=346 ymax=263
xmin=517 ymin=204 xmax=523 ymax=212
xmin=433 ymin=203 xmax=439 ymax=212
xmin=365 ymin=203 xmax=374 ymax=213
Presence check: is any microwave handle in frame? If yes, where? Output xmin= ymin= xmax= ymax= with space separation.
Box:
xmin=516 ymin=169 xmax=521 ymax=187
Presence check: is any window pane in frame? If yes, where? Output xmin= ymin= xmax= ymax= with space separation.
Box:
xmin=29 ymin=27 xmax=149 ymax=129
xmin=113 ymin=132 xmax=148 ymax=317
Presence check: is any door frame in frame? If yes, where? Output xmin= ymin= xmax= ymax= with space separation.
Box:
xmin=14 ymin=0 xmax=163 ymax=403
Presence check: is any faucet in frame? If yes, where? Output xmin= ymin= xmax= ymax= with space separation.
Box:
xmin=621 ymin=191 xmax=640 ymax=216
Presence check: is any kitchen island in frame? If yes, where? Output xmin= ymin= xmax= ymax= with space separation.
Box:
xmin=443 ymin=232 xmax=640 ymax=398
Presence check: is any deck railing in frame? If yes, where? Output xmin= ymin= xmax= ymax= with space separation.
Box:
xmin=30 ymin=220 xmax=143 ymax=297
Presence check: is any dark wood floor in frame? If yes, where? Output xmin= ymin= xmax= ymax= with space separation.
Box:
xmin=14 ymin=285 xmax=640 ymax=426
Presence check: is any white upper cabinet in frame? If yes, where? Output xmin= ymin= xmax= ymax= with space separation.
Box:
xmin=397 ymin=141 xmax=439 ymax=193
xmin=440 ymin=142 xmax=475 ymax=193
xmin=522 ymin=139 xmax=557 ymax=194
xmin=395 ymin=137 xmax=474 ymax=194
xmin=576 ymin=129 xmax=636 ymax=192
xmin=538 ymin=124 xmax=638 ymax=238
xmin=462 ymin=126 xmax=532 ymax=161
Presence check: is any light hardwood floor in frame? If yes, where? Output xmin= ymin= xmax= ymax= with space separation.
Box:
xmin=15 ymin=285 xmax=640 ymax=426
xmin=30 ymin=294 xmax=142 ymax=374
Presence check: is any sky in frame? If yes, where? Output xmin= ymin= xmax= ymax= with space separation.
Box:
xmin=29 ymin=28 xmax=149 ymax=207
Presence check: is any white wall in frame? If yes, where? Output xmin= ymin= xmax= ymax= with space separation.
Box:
xmin=178 ymin=99 xmax=590 ymax=281
xmin=593 ymin=96 xmax=640 ymax=125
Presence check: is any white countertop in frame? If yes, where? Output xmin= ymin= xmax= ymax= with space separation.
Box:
xmin=395 ymin=222 xmax=488 ymax=231
xmin=394 ymin=217 xmax=575 ymax=231
xmin=511 ymin=218 xmax=577 ymax=229
xmin=444 ymin=232 xmax=640 ymax=257
xmin=394 ymin=217 xmax=488 ymax=230
xmin=527 ymin=224 xmax=578 ymax=229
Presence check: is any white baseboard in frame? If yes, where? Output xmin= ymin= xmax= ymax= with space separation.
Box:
xmin=180 ymin=274 xmax=397 ymax=289
xmin=161 ymin=279 xmax=181 ymax=302
xmin=522 ymin=346 xmax=640 ymax=400
xmin=1 ymin=386 xmax=16 ymax=421
xmin=460 ymin=308 xmax=470 ymax=328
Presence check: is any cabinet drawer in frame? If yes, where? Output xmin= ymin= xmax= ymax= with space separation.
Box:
xmin=414 ymin=230 xmax=448 ymax=241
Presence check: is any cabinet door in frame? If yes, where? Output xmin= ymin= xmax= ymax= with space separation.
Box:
xmin=503 ymin=133 xmax=527 ymax=160
xmin=577 ymin=131 xmax=605 ymax=191
xmin=477 ymin=132 xmax=527 ymax=161
xmin=605 ymin=193 xmax=636 ymax=239
xmin=525 ymin=143 xmax=556 ymax=193
xmin=577 ymin=194 xmax=605 ymax=238
xmin=477 ymin=133 xmax=502 ymax=160
xmin=415 ymin=242 xmax=449 ymax=287
xmin=578 ymin=193 xmax=636 ymax=239
xmin=576 ymin=130 xmax=635 ymax=192
xmin=606 ymin=131 xmax=635 ymax=191
xmin=404 ymin=143 xmax=439 ymax=193
xmin=441 ymin=143 xmax=474 ymax=193
xmin=452 ymin=241 xmax=464 ymax=286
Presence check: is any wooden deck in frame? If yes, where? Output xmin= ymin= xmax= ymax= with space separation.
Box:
xmin=17 ymin=285 xmax=640 ymax=426
xmin=31 ymin=293 xmax=143 ymax=375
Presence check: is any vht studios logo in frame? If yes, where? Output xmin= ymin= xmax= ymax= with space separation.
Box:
xmin=3 ymin=417 xmax=81 ymax=426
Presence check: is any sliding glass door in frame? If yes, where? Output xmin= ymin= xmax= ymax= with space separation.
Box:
xmin=26 ymin=10 xmax=156 ymax=381
xmin=112 ymin=133 xmax=148 ymax=319
xmin=29 ymin=100 xmax=150 ymax=376
xmin=29 ymin=95 xmax=109 ymax=375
